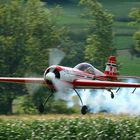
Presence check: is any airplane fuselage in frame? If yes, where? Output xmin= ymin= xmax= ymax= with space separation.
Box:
xmin=44 ymin=65 xmax=107 ymax=89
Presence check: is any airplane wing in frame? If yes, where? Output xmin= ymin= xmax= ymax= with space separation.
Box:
xmin=0 ymin=77 xmax=140 ymax=89
xmin=73 ymin=79 xmax=140 ymax=89
xmin=0 ymin=77 xmax=45 ymax=85
xmin=117 ymin=75 xmax=140 ymax=80
xmin=95 ymin=75 xmax=140 ymax=80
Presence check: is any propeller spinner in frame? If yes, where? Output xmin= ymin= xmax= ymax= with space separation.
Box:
xmin=44 ymin=66 xmax=61 ymax=87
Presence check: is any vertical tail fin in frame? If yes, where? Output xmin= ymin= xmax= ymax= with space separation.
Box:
xmin=104 ymin=56 xmax=117 ymax=81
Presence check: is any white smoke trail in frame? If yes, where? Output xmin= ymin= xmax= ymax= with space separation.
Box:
xmin=80 ymin=79 xmax=140 ymax=115
xmin=53 ymin=78 xmax=140 ymax=115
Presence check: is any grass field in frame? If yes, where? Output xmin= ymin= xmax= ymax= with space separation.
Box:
xmin=1 ymin=114 xmax=140 ymax=139
xmin=57 ymin=1 xmax=140 ymax=49
xmin=102 ymin=1 xmax=140 ymax=17
xmin=115 ymin=36 xmax=133 ymax=49
xmin=0 ymin=114 xmax=133 ymax=121
xmin=118 ymin=55 xmax=140 ymax=76
xmin=58 ymin=2 xmax=140 ymax=25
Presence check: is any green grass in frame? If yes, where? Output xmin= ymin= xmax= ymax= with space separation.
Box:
xmin=58 ymin=1 xmax=140 ymax=26
xmin=118 ymin=55 xmax=140 ymax=76
xmin=0 ymin=114 xmax=140 ymax=140
xmin=114 ymin=36 xmax=133 ymax=49
xmin=102 ymin=1 xmax=140 ymax=17
xmin=114 ymin=21 xmax=129 ymax=27
xmin=58 ymin=4 xmax=88 ymax=26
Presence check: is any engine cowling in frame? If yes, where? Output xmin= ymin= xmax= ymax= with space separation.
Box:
xmin=44 ymin=66 xmax=61 ymax=86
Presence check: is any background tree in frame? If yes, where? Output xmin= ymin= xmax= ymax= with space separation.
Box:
xmin=129 ymin=8 xmax=140 ymax=55
xmin=80 ymin=0 xmax=115 ymax=70
xmin=0 ymin=0 xmax=68 ymax=114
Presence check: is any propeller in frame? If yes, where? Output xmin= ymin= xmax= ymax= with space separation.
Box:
xmin=25 ymin=48 xmax=65 ymax=95
xmin=25 ymin=73 xmax=43 ymax=95
xmin=49 ymin=48 xmax=65 ymax=66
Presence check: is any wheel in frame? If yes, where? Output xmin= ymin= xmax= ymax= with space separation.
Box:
xmin=38 ymin=103 xmax=45 ymax=114
xmin=81 ymin=105 xmax=88 ymax=115
xmin=111 ymin=92 xmax=114 ymax=99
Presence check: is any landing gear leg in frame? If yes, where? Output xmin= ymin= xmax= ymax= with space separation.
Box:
xmin=74 ymin=89 xmax=89 ymax=115
xmin=111 ymin=92 xmax=114 ymax=99
xmin=38 ymin=92 xmax=53 ymax=114
xmin=108 ymin=89 xmax=114 ymax=99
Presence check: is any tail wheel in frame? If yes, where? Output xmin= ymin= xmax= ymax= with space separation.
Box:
xmin=81 ymin=105 xmax=88 ymax=115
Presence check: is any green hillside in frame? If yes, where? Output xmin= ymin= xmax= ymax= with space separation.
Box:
xmin=54 ymin=1 xmax=139 ymax=49
xmin=52 ymin=1 xmax=140 ymax=76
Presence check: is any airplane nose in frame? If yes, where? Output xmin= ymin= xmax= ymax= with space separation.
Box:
xmin=45 ymin=72 xmax=55 ymax=81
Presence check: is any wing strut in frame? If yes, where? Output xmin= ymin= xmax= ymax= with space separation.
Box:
xmin=132 ymin=88 xmax=136 ymax=94
xmin=116 ymin=87 xmax=120 ymax=93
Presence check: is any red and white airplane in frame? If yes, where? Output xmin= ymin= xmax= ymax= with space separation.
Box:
xmin=0 ymin=55 xmax=140 ymax=114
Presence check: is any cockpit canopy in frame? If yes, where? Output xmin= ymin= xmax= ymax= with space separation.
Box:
xmin=74 ymin=63 xmax=95 ymax=75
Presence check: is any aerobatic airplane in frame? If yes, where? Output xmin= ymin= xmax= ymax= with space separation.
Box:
xmin=0 ymin=55 xmax=140 ymax=114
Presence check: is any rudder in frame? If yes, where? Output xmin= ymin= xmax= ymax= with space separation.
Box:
xmin=104 ymin=56 xmax=117 ymax=80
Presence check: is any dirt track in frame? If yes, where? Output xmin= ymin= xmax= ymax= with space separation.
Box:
xmin=0 ymin=114 xmax=134 ymax=121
